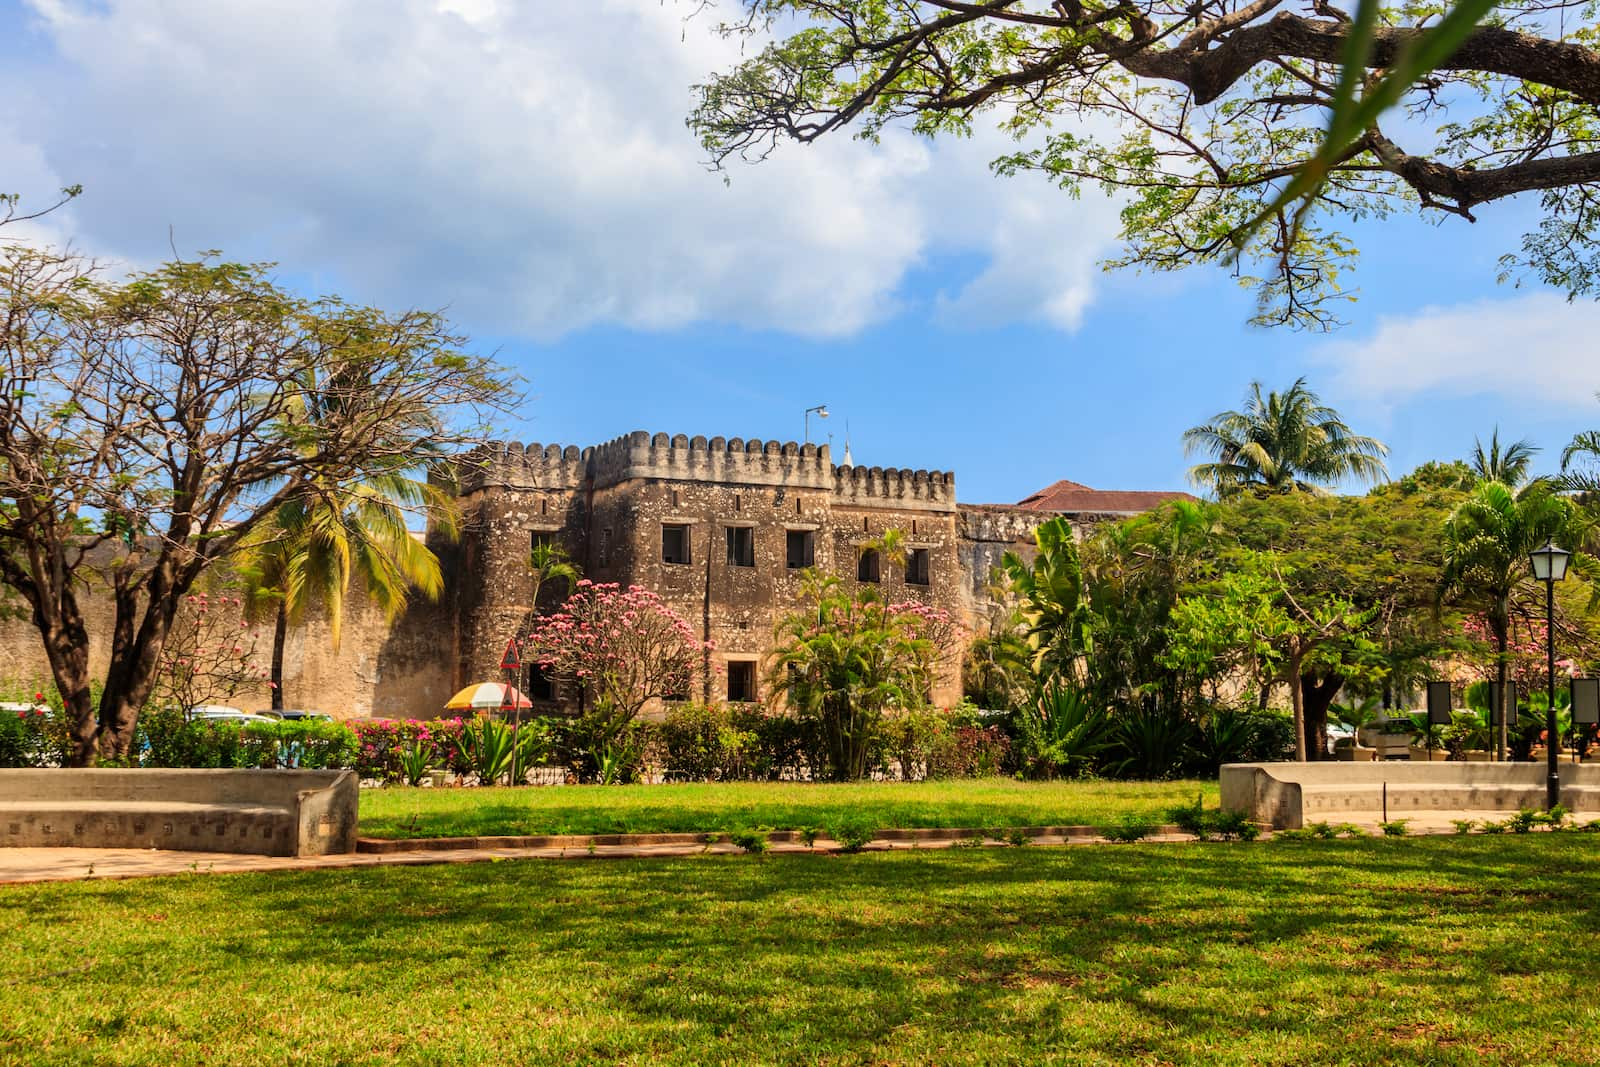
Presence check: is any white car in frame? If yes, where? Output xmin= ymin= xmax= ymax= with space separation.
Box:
xmin=187 ymin=705 xmax=278 ymax=725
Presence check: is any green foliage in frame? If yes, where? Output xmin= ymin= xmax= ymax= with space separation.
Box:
xmin=1104 ymin=700 xmax=1199 ymax=781
xmin=1453 ymin=819 xmax=1478 ymax=835
xmin=1015 ymin=681 xmax=1107 ymax=780
xmin=1102 ymin=814 xmax=1158 ymax=843
xmin=769 ymin=573 xmax=956 ymax=781
xmin=1167 ymin=796 xmax=1259 ymax=841
xmin=397 ymin=737 xmax=435 ymax=787
xmin=830 ymin=817 xmax=876 ymax=853
xmin=1167 ymin=795 xmax=1210 ymax=840
xmin=1379 ymin=819 xmax=1411 ymax=837
xmin=728 ymin=828 xmax=770 ymax=855
xmin=452 ymin=715 xmax=547 ymax=787
xmin=1507 ymin=809 xmax=1540 ymax=834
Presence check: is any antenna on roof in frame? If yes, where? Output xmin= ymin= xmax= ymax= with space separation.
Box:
xmin=842 ymin=420 xmax=854 ymax=467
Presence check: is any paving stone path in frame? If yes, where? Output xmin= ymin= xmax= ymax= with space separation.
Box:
xmin=0 ymin=811 xmax=1494 ymax=885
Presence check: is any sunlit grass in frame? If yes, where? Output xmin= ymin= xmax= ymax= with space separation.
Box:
xmin=357 ymin=777 xmax=1219 ymax=838
xmin=3 ymin=837 xmax=1598 ymax=1064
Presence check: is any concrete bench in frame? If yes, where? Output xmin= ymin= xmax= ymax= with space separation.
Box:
xmin=0 ymin=769 xmax=358 ymax=857
xmin=1221 ymin=762 xmax=1600 ymax=829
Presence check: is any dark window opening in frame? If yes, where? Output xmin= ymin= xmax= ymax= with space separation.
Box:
xmin=857 ymin=548 xmax=881 ymax=583
xmin=599 ymin=527 xmax=612 ymax=567
xmin=786 ymin=530 xmax=815 ymax=569
xmin=531 ymin=531 xmax=554 ymax=553
xmin=906 ymin=547 xmax=931 ymax=586
xmin=662 ymin=523 xmax=691 ymax=565
xmin=726 ymin=526 xmax=755 ymax=568
xmin=527 ymin=664 xmax=556 ymax=702
xmin=727 ymin=661 xmax=756 ymax=703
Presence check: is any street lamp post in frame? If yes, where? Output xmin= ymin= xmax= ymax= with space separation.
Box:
xmin=803 ymin=404 xmax=829 ymax=444
xmin=1529 ymin=540 xmax=1571 ymax=810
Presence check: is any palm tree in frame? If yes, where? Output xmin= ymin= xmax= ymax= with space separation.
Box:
xmin=238 ymin=472 xmax=454 ymax=709
xmin=1001 ymin=517 xmax=1094 ymax=685
xmin=529 ymin=540 xmax=580 ymax=609
xmin=1440 ymin=482 xmax=1571 ymax=759
xmin=1469 ymin=428 xmax=1541 ymax=489
xmin=1560 ymin=400 xmax=1600 ymax=498
xmin=1183 ymin=377 xmax=1389 ymax=498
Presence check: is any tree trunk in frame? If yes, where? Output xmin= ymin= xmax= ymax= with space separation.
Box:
xmin=1289 ymin=649 xmax=1307 ymax=762
xmin=1493 ymin=604 xmax=1509 ymax=763
xmin=271 ymin=602 xmax=288 ymax=710
xmin=1300 ymin=671 xmax=1345 ymax=762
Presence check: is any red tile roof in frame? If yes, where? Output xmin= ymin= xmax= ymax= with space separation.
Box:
xmin=1016 ymin=479 xmax=1195 ymax=516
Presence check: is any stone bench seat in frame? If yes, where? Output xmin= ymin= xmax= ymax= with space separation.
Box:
xmin=0 ymin=769 xmax=358 ymax=857
xmin=1222 ymin=762 xmax=1600 ymax=829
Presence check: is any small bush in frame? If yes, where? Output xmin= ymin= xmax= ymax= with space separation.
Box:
xmin=1452 ymin=819 xmax=1478 ymax=835
xmin=1379 ymin=819 xmax=1410 ymax=837
xmin=831 ymin=818 xmax=875 ymax=853
xmin=1306 ymin=821 xmax=1338 ymax=840
xmin=1273 ymin=828 xmax=1317 ymax=842
xmin=1002 ymin=827 xmax=1030 ymax=847
xmin=1103 ymin=815 xmax=1157 ymax=843
xmin=1333 ymin=823 xmax=1366 ymax=838
xmin=798 ymin=826 xmax=821 ymax=849
xmin=1206 ymin=809 xmax=1257 ymax=842
xmin=950 ymin=833 xmax=985 ymax=849
xmin=1479 ymin=819 xmax=1507 ymax=835
xmin=1578 ymin=819 xmax=1600 ymax=834
xmin=1536 ymin=805 xmax=1569 ymax=830
xmin=728 ymin=828 xmax=770 ymax=855
xmin=1508 ymin=809 xmax=1539 ymax=834
xmin=1167 ymin=794 xmax=1210 ymax=840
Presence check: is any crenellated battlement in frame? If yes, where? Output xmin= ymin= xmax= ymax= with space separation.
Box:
xmin=457 ymin=431 xmax=957 ymax=510
xmin=455 ymin=440 xmax=592 ymax=494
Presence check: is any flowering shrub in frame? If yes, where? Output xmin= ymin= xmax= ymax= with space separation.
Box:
xmin=154 ymin=590 xmax=272 ymax=711
xmin=525 ymin=581 xmax=711 ymax=749
xmin=351 ymin=718 xmax=469 ymax=781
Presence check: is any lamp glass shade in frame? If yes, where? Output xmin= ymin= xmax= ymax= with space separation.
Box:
xmin=1529 ymin=540 xmax=1571 ymax=582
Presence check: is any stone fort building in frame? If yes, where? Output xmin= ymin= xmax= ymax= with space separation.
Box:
xmin=0 ymin=430 xmax=1188 ymax=718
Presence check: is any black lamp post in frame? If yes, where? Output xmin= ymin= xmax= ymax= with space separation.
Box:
xmin=1529 ymin=540 xmax=1571 ymax=810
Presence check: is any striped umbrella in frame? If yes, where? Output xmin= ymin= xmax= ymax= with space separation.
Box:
xmin=443 ymin=682 xmax=532 ymax=711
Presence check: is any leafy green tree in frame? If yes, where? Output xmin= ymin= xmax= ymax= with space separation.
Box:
xmin=691 ymin=2 xmax=1600 ymax=329
xmin=1217 ymin=478 xmax=1466 ymax=754
xmin=529 ymin=540 xmax=581 ymax=610
xmin=1165 ymin=550 xmax=1374 ymax=760
xmin=1183 ymin=378 xmax=1388 ymax=498
xmin=1441 ymin=481 xmax=1573 ymax=758
xmin=768 ymin=573 xmax=948 ymax=780
xmin=0 ymin=247 xmax=512 ymax=763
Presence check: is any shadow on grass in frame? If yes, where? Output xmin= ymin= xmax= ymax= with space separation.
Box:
xmin=4 ymin=837 xmax=1599 ymax=1063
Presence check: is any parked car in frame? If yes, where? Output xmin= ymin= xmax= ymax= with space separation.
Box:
xmin=187 ymin=705 xmax=278 ymax=725
xmin=256 ymin=709 xmax=332 ymax=722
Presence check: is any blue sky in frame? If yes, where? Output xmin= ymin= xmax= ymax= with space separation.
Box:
xmin=3 ymin=0 xmax=1596 ymax=505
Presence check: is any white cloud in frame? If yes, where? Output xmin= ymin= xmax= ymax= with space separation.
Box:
xmin=1312 ymin=292 xmax=1600 ymax=410
xmin=1 ymin=0 xmax=1120 ymax=339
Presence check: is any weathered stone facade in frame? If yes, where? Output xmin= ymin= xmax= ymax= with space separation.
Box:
xmin=454 ymin=432 xmax=989 ymax=711
xmin=1 ymin=430 xmax=1117 ymax=719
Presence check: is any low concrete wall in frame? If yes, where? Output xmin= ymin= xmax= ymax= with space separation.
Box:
xmin=0 ymin=769 xmax=359 ymax=857
xmin=1220 ymin=762 xmax=1600 ymax=829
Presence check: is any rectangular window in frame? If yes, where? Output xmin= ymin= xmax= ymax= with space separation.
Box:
xmin=857 ymin=547 xmax=880 ymax=583
xmin=531 ymin=531 xmax=554 ymax=553
xmin=599 ymin=527 xmax=612 ymax=567
xmin=906 ymin=547 xmax=930 ymax=586
xmin=727 ymin=660 xmax=756 ymax=703
xmin=662 ymin=523 xmax=691 ymax=566
xmin=726 ymin=526 xmax=755 ymax=568
xmin=786 ymin=529 xmax=815 ymax=569
xmin=527 ymin=664 xmax=556 ymax=702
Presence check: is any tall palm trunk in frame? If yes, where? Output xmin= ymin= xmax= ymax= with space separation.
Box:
xmin=271 ymin=602 xmax=288 ymax=711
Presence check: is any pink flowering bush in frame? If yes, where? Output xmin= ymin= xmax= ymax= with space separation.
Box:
xmin=351 ymin=718 xmax=470 ymax=781
xmin=525 ymin=581 xmax=711 ymax=750
xmin=154 ymin=590 xmax=271 ymax=711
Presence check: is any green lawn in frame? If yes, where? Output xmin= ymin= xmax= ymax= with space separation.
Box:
xmin=357 ymin=777 xmax=1219 ymax=838
xmin=3 ymin=838 xmax=1599 ymax=1064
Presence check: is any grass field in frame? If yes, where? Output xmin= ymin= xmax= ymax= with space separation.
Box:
xmin=4 ymin=837 xmax=1599 ymax=1064
xmin=356 ymin=778 xmax=1220 ymax=838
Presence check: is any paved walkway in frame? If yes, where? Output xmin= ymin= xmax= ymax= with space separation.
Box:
xmin=0 ymin=812 xmax=1496 ymax=886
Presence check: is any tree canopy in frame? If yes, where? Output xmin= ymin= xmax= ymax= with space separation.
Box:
xmin=0 ymin=248 xmax=514 ymax=762
xmin=692 ymin=0 xmax=1600 ymax=327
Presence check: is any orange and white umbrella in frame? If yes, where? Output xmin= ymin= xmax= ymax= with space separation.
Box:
xmin=444 ymin=682 xmax=532 ymax=711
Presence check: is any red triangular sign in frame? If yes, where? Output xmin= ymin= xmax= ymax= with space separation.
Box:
xmin=499 ymin=638 xmax=522 ymax=671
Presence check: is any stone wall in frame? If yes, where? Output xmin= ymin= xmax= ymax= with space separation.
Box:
xmin=0 ymin=431 xmax=1061 ymax=721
